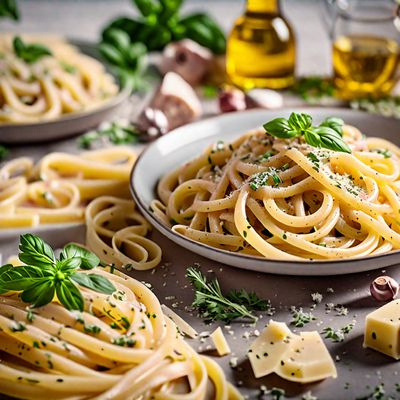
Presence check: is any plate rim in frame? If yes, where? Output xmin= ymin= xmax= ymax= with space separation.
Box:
xmin=130 ymin=107 xmax=400 ymax=273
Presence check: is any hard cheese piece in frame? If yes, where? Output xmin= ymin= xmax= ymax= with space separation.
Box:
xmin=211 ymin=327 xmax=231 ymax=356
xmin=364 ymin=299 xmax=400 ymax=359
xmin=248 ymin=320 xmax=337 ymax=383
xmin=277 ymin=332 xmax=337 ymax=383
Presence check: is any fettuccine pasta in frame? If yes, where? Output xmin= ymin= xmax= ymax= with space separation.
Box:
xmin=0 ymin=147 xmax=136 ymax=229
xmin=86 ymin=196 xmax=162 ymax=271
xmin=0 ymin=34 xmax=118 ymax=123
xmin=152 ymin=124 xmax=400 ymax=260
xmin=0 ymin=265 xmax=242 ymax=400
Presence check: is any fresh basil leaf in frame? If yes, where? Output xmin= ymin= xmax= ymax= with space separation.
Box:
xmin=313 ymin=126 xmax=351 ymax=153
xmin=99 ymin=43 xmax=126 ymax=67
xmin=0 ymin=0 xmax=19 ymax=21
xmin=263 ymin=118 xmax=299 ymax=139
xmin=303 ymin=129 xmax=322 ymax=148
xmin=320 ymin=117 xmax=344 ymax=137
xmin=133 ymin=0 xmax=162 ymax=17
xmin=72 ymin=273 xmax=116 ymax=295
xmin=19 ymin=234 xmax=55 ymax=269
xmin=0 ymin=265 xmax=51 ymax=291
xmin=13 ymin=37 xmax=52 ymax=64
xmin=57 ymin=257 xmax=81 ymax=273
xmin=21 ymin=280 xmax=55 ymax=308
xmin=60 ymin=244 xmax=99 ymax=270
xmin=0 ymin=264 xmax=14 ymax=294
xmin=56 ymin=279 xmax=84 ymax=311
xmin=103 ymin=28 xmax=131 ymax=53
xmin=288 ymin=112 xmax=312 ymax=132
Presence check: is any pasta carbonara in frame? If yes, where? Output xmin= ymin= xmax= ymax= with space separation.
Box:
xmin=152 ymin=123 xmax=400 ymax=260
xmin=0 ymin=34 xmax=118 ymax=123
xmin=0 ymin=147 xmax=135 ymax=229
xmin=0 ymin=264 xmax=242 ymax=399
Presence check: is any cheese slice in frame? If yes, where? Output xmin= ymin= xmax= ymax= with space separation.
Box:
xmin=248 ymin=320 xmax=337 ymax=383
xmin=210 ymin=327 xmax=231 ymax=356
xmin=363 ymin=299 xmax=400 ymax=359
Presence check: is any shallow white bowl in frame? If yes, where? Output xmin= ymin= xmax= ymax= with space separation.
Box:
xmin=131 ymin=108 xmax=400 ymax=275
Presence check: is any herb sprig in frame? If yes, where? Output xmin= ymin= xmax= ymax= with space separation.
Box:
xmin=186 ymin=267 xmax=270 ymax=323
xmin=290 ymin=306 xmax=316 ymax=327
xmin=13 ymin=36 xmax=52 ymax=64
xmin=78 ymin=120 xmax=140 ymax=149
xmin=0 ymin=234 xmax=116 ymax=311
xmin=263 ymin=113 xmax=351 ymax=153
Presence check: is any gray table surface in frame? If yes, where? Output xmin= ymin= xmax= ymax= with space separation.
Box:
xmin=1 ymin=1 xmax=400 ymax=400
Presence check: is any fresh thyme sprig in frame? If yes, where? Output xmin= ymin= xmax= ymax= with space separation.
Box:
xmin=263 ymin=112 xmax=351 ymax=153
xmin=186 ymin=267 xmax=270 ymax=323
xmin=13 ymin=36 xmax=52 ymax=64
xmin=322 ymin=323 xmax=354 ymax=342
xmin=0 ymin=234 xmax=116 ymax=311
xmin=78 ymin=120 xmax=140 ymax=149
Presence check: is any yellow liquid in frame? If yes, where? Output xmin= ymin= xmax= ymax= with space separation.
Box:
xmin=226 ymin=3 xmax=295 ymax=90
xmin=333 ymin=35 xmax=400 ymax=99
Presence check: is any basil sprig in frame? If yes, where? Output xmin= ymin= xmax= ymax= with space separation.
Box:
xmin=0 ymin=234 xmax=116 ymax=311
xmin=263 ymin=113 xmax=351 ymax=153
xmin=13 ymin=36 xmax=52 ymax=64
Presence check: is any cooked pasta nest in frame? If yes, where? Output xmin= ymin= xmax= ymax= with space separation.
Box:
xmin=152 ymin=124 xmax=400 ymax=261
xmin=0 ymin=34 xmax=119 ymax=124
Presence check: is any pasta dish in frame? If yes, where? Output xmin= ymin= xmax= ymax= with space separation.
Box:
xmin=0 ymin=147 xmax=135 ymax=229
xmin=0 ymin=256 xmax=241 ymax=399
xmin=0 ymin=34 xmax=118 ymax=123
xmin=152 ymin=114 xmax=400 ymax=261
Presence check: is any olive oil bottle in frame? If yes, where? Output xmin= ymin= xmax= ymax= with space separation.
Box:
xmin=226 ymin=0 xmax=296 ymax=90
xmin=333 ymin=34 xmax=400 ymax=99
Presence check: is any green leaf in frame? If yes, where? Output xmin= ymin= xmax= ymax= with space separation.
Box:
xmin=103 ymin=28 xmax=131 ymax=53
xmin=71 ymin=273 xmax=116 ymax=294
xmin=288 ymin=112 xmax=312 ymax=132
xmin=0 ymin=264 xmax=14 ymax=294
xmin=320 ymin=117 xmax=344 ymax=136
xmin=313 ymin=126 xmax=351 ymax=153
xmin=263 ymin=117 xmax=299 ymax=139
xmin=19 ymin=234 xmax=55 ymax=269
xmin=60 ymin=244 xmax=99 ymax=270
xmin=57 ymin=257 xmax=81 ymax=273
xmin=0 ymin=145 xmax=8 ymax=161
xmin=21 ymin=280 xmax=55 ymax=308
xmin=303 ymin=129 xmax=321 ymax=148
xmin=13 ymin=36 xmax=52 ymax=64
xmin=99 ymin=43 xmax=126 ymax=67
xmin=56 ymin=279 xmax=84 ymax=311
xmin=133 ymin=0 xmax=162 ymax=17
xmin=0 ymin=0 xmax=19 ymax=21
xmin=0 ymin=265 xmax=51 ymax=291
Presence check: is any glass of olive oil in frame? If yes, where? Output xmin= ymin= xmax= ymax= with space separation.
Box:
xmin=330 ymin=0 xmax=400 ymax=99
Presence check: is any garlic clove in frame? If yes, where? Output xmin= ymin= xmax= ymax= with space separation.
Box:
xmin=246 ymin=89 xmax=283 ymax=110
xmin=370 ymin=275 xmax=399 ymax=302
xmin=218 ymin=88 xmax=246 ymax=113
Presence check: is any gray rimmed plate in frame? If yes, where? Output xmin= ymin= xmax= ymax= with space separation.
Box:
xmin=0 ymin=40 xmax=129 ymax=144
xmin=131 ymin=107 xmax=400 ymax=276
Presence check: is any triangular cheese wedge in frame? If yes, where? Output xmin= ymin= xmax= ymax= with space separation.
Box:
xmin=248 ymin=320 xmax=337 ymax=383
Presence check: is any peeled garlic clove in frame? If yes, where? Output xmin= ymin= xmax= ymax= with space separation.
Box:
xmin=370 ymin=276 xmax=399 ymax=301
xmin=160 ymin=39 xmax=213 ymax=86
xmin=246 ymin=89 xmax=283 ymax=109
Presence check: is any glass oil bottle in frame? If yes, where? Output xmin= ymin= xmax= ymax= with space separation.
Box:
xmin=226 ymin=0 xmax=296 ymax=90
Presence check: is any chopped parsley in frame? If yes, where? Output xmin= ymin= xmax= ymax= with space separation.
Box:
xmin=372 ymin=148 xmax=391 ymax=158
xmin=112 ymin=335 xmax=136 ymax=347
xmin=249 ymin=167 xmax=284 ymax=190
xmin=322 ymin=323 xmax=354 ymax=342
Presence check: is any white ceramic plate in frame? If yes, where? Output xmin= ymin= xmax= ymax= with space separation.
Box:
xmin=0 ymin=40 xmax=129 ymax=144
xmin=131 ymin=107 xmax=400 ymax=276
